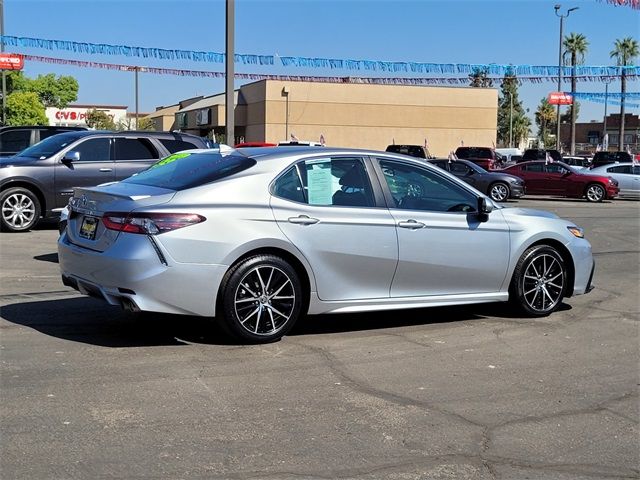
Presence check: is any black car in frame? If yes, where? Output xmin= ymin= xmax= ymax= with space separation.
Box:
xmin=521 ymin=149 xmax=562 ymax=163
xmin=0 ymin=125 xmax=88 ymax=156
xmin=385 ymin=144 xmax=430 ymax=159
xmin=428 ymin=158 xmax=525 ymax=202
xmin=590 ymin=151 xmax=633 ymax=168
xmin=0 ymin=130 xmax=212 ymax=232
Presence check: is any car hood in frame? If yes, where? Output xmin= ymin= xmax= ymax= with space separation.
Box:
xmin=500 ymin=207 xmax=559 ymax=220
xmin=0 ymin=155 xmax=39 ymax=167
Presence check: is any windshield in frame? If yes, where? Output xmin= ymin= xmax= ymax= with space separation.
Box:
xmin=16 ymin=132 xmax=87 ymax=159
xmin=466 ymin=161 xmax=487 ymax=174
xmin=122 ymin=151 xmax=257 ymax=190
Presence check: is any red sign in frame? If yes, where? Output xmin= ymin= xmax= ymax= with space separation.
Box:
xmin=547 ymin=92 xmax=573 ymax=105
xmin=0 ymin=53 xmax=24 ymax=70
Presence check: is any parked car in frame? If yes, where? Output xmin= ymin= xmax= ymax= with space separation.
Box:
xmin=503 ymin=161 xmax=619 ymax=202
xmin=385 ymin=144 xmax=430 ymax=159
xmin=454 ymin=146 xmax=500 ymax=170
xmin=278 ymin=141 xmax=324 ymax=147
xmin=495 ymin=148 xmax=522 ymax=165
xmin=59 ymin=146 xmax=595 ymax=343
xmin=0 ymin=130 xmax=211 ymax=232
xmin=0 ymin=125 xmax=87 ymax=157
xmin=590 ymin=151 xmax=633 ymax=168
xmin=235 ymin=142 xmax=277 ymax=148
xmin=521 ymin=149 xmax=563 ymax=163
xmin=428 ymin=158 xmax=525 ymax=202
xmin=562 ymin=156 xmax=591 ymax=170
xmin=588 ymin=162 xmax=639 ymax=198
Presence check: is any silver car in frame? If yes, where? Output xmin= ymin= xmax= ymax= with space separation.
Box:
xmin=588 ymin=162 xmax=640 ymax=198
xmin=58 ymin=147 xmax=595 ymax=343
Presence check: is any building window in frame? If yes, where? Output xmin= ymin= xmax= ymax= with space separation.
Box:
xmin=177 ymin=112 xmax=187 ymax=128
xmin=624 ymin=134 xmax=633 ymax=144
xmin=196 ymin=109 xmax=210 ymax=126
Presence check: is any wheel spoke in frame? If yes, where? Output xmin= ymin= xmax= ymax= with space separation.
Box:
xmin=544 ymin=257 xmax=557 ymax=277
xmin=547 ymin=272 xmax=562 ymax=282
xmin=255 ymin=268 xmax=267 ymax=295
xmin=530 ymin=262 xmax=540 ymax=278
xmin=242 ymin=283 xmax=259 ymax=298
xmin=524 ymin=287 xmax=538 ymax=296
xmin=254 ymin=306 xmax=263 ymax=333
xmin=542 ymin=286 xmax=555 ymax=304
xmin=267 ymin=304 xmax=290 ymax=320
xmin=265 ymin=267 xmax=275 ymax=293
xmin=240 ymin=306 xmax=260 ymax=325
xmin=272 ymin=295 xmax=294 ymax=300
xmin=529 ymin=289 xmax=539 ymax=307
xmin=547 ymin=281 xmax=563 ymax=290
xmin=236 ymin=297 xmax=259 ymax=304
xmin=269 ymin=279 xmax=291 ymax=300
xmin=267 ymin=308 xmax=276 ymax=333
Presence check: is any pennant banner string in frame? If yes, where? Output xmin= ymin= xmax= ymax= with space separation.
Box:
xmin=569 ymin=92 xmax=640 ymax=100
xmin=2 ymin=35 xmax=638 ymax=76
xmin=597 ymin=0 xmax=640 ymax=9
xmin=20 ymin=54 xmax=640 ymax=86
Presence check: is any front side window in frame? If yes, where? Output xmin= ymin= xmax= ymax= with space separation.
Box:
xmin=524 ymin=163 xmax=543 ymax=172
xmin=113 ymin=138 xmax=159 ymax=161
xmin=544 ymin=164 xmax=569 ymax=175
xmin=73 ymin=138 xmax=111 ymax=162
xmin=379 ymin=160 xmax=477 ymax=213
xmin=450 ymin=162 xmax=472 ymax=175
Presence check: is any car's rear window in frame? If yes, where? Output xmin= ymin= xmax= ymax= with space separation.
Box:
xmin=386 ymin=145 xmax=426 ymax=158
xmin=121 ymin=151 xmax=256 ymax=190
xmin=455 ymin=147 xmax=492 ymax=159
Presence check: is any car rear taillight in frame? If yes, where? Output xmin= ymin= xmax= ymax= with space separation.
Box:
xmin=102 ymin=212 xmax=205 ymax=235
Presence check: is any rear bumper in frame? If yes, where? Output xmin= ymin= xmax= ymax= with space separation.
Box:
xmin=58 ymin=232 xmax=228 ymax=316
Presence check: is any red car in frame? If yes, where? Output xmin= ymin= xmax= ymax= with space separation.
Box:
xmin=455 ymin=146 xmax=500 ymax=170
xmin=503 ymin=161 xmax=619 ymax=202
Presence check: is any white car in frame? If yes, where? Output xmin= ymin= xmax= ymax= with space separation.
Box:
xmin=588 ymin=163 xmax=640 ymax=198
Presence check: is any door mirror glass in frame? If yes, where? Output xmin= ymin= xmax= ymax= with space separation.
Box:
xmin=62 ymin=151 xmax=80 ymax=163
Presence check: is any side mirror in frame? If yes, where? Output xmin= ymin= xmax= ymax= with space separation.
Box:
xmin=478 ymin=196 xmax=494 ymax=214
xmin=61 ymin=151 xmax=80 ymax=165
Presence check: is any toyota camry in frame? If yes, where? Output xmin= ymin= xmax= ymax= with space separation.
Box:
xmin=59 ymin=146 xmax=595 ymax=343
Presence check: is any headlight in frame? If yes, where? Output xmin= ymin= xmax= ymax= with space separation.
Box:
xmin=567 ymin=226 xmax=584 ymax=238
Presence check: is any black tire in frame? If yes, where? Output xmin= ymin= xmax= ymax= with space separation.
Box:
xmin=585 ymin=183 xmax=605 ymax=203
xmin=1 ymin=187 xmax=41 ymax=232
xmin=509 ymin=245 xmax=567 ymax=317
xmin=488 ymin=182 xmax=510 ymax=202
xmin=218 ymin=254 xmax=303 ymax=343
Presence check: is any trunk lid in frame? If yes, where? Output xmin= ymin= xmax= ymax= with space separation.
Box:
xmin=66 ymin=182 xmax=176 ymax=252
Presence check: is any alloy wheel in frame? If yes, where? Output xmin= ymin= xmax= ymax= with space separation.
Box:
xmin=521 ymin=253 xmax=564 ymax=313
xmin=490 ymin=183 xmax=509 ymax=202
xmin=234 ymin=266 xmax=296 ymax=337
xmin=586 ymin=184 xmax=604 ymax=202
xmin=2 ymin=193 xmax=36 ymax=230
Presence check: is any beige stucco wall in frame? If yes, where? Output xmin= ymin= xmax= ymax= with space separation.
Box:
xmin=253 ymin=80 xmax=497 ymax=156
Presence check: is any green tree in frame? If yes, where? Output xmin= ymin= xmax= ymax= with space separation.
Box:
xmin=469 ymin=68 xmax=493 ymax=88
xmin=560 ymin=101 xmax=580 ymax=125
xmin=30 ymin=73 xmax=79 ymax=108
xmin=86 ymin=109 xmax=116 ymax=130
xmin=497 ymin=74 xmax=530 ymax=147
xmin=6 ymin=92 xmax=48 ymax=126
xmin=535 ymin=97 xmax=556 ymax=148
xmin=563 ymin=32 xmax=589 ymax=154
xmin=610 ymin=37 xmax=639 ymax=150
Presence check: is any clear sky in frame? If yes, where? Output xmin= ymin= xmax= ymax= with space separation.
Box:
xmin=4 ymin=0 xmax=639 ymax=124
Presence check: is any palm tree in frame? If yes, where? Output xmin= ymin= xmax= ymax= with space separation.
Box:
xmin=610 ymin=37 xmax=639 ymax=151
xmin=563 ymin=33 xmax=588 ymax=155
xmin=535 ymin=97 xmax=556 ymax=148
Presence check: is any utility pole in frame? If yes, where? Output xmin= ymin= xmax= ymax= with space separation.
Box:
xmin=1 ymin=0 xmax=6 ymax=126
xmin=554 ymin=5 xmax=578 ymax=152
xmin=225 ymin=0 xmax=234 ymax=145
xmin=135 ymin=66 xmax=139 ymax=130
xmin=509 ymin=91 xmax=513 ymax=148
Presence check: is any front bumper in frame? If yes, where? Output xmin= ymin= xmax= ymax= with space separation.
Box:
xmin=510 ymin=184 xmax=525 ymax=198
xmin=568 ymin=238 xmax=595 ymax=296
xmin=606 ymin=185 xmax=620 ymax=199
xmin=58 ymin=231 xmax=228 ymax=317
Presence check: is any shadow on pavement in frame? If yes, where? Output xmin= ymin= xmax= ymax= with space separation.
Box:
xmin=34 ymin=252 xmax=59 ymax=263
xmin=0 ymin=296 xmax=571 ymax=347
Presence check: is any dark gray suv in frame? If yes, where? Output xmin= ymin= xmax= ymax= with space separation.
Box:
xmin=0 ymin=131 xmax=212 ymax=232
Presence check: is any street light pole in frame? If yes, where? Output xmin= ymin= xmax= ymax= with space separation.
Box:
xmin=134 ymin=66 xmax=139 ymax=130
xmin=602 ymin=79 xmax=611 ymax=150
xmin=554 ymin=4 xmax=578 ymax=152
xmin=1 ymin=0 xmax=6 ymax=126
xmin=225 ymin=0 xmax=235 ymax=146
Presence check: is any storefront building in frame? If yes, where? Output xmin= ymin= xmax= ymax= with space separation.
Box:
xmin=165 ymin=80 xmax=497 ymax=156
xmin=45 ymin=104 xmax=128 ymax=128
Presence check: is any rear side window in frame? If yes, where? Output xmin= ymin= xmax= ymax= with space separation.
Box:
xmin=159 ymin=138 xmax=200 ymax=153
xmin=385 ymin=145 xmax=426 ymax=158
xmin=122 ymin=151 xmax=256 ymax=190
xmin=608 ymin=165 xmax=632 ymax=174
xmin=114 ymin=138 xmax=159 ymax=160
xmin=0 ymin=129 xmax=31 ymax=153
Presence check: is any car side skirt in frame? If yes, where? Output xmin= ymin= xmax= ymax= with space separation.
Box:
xmin=307 ymin=291 xmax=509 ymax=315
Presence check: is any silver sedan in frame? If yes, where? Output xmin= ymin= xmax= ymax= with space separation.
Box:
xmin=58 ymin=147 xmax=595 ymax=343
xmin=588 ymin=162 xmax=640 ymax=198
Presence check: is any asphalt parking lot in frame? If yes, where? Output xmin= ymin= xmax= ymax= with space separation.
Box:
xmin=1 ymin=197 xmax=638 ymax=480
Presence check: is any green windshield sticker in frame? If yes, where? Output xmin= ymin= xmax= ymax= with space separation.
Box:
xmin=151 ymin=152 xmax=191 ymax=169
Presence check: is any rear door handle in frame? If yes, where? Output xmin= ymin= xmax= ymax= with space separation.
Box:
xmin=288 ymin=215 xmax=319 ymax=225
xmin=398 ymin=220 xmax=426 ymax=229
xmin=99 ymin=168 xmax=113 ymax=172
